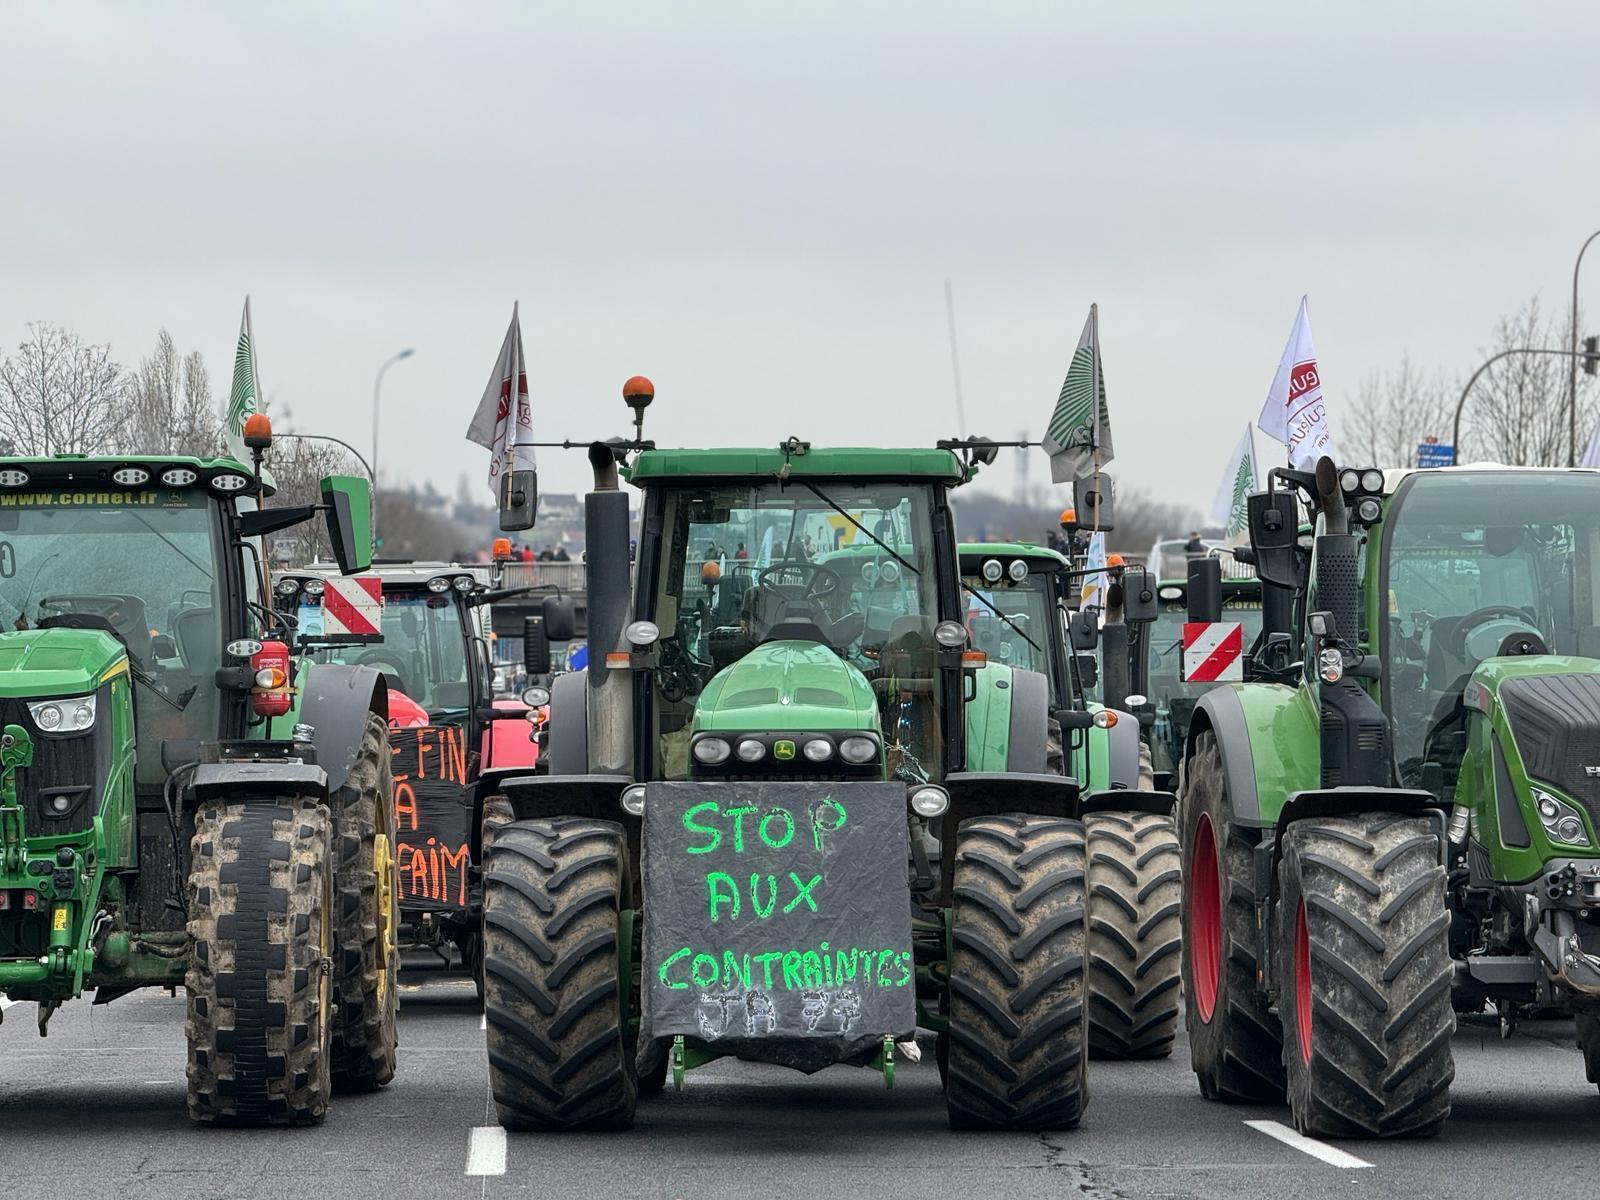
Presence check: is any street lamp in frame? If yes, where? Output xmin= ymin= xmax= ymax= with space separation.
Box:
xmin=1452 ymin=347 xmax=1591 ymax=464
xmin=1569 ymin=230 xmax=1600 ymax=466
xmin=371 ymin=348 xmax=414 ymax=497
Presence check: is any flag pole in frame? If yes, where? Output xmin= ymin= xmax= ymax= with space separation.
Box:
xmin=501 ymin=302 xmax=520 ymax=511
xmin=944 ymin=280 xmax=968 ymax=438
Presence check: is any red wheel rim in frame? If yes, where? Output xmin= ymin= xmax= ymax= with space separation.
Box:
xmin=1189 ymin=813 xmax=1221 ymax=1023
xmin=1294 ymin=898 xmax=1313 ymax=1065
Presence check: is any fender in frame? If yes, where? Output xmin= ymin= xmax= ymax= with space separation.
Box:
xmin=297 ymin=663 xmax=388 ymax=794
xmin=1186 ymin=682 xmax=1317 ymax=828
xmin=1082 ymin=788 xmax=1177 ymax=818
xmin=545 ymin=669 xmax=590 ymax=776
xmin=963 ymin=664 xmax=1050 ymax=773
xmin=1103 ymin=709 xmax=1143 ymax=790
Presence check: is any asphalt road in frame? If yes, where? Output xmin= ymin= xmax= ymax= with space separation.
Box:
xmin=3 ymin=959 xmax=1596 ymax=1200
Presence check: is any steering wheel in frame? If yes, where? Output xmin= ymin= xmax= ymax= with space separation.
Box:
xmin=1443 ymin=605 xmax=1538 ymax=658
xmin=757 ymin=562 xmax=842 ymax=602
xmin=40 ymin=593 xmax=144 ymax=626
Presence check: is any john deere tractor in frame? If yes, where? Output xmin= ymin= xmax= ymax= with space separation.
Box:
xmin=1180 ymin=457 xmax=1600 ymax=1138
xmin=0 ymin=428 xmax=397 ymax=1125
xmin=478 ymin=395 xmax=1096 ymax=1132
xmin=960 ymin=542 xmax=1181 ymax=1060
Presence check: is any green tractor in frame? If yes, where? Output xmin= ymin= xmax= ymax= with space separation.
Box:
xmin=959 ymin=542 xmax=1182 ymax=1060
xmin=1179 ymin=458 xmax=1600 ymax=1138
xmin=0 ymin=431 xmax=398 ymax=1125
xmin=479 ymin=416 xmax=1096 ymax=1132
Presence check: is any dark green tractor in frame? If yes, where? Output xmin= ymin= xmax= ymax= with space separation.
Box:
xmin=960 ymin=542 xmax=1181 ymax=1060
xmin=478 ymin=417 xmax=1093 ymax=1132
xmin=0 ymin=434 xmax=398 ymax=1125
xmin=1180 ymin=459 xmax=1600 ymax=1138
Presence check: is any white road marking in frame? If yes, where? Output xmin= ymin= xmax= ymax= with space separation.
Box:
xmin=0 ymin=994 xmax=15 ymax=1011
xmin=1244 ymin=1120 xmax=1373 ymax=1168
xmin=480 ymin=1013 xmax=487 ymax=1031
xmin=465 ymin=1126 xmax=507 ymax=1177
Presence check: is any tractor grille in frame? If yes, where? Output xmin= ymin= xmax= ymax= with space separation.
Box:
xmin=1499 ymin=673 xmax=1600 ymax=825
xmin=0 ymin=696 xmax=110 ymax=836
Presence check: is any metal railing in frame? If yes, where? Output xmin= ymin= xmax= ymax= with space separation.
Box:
xmin=466 ymin=561 xmax=588 ymax=592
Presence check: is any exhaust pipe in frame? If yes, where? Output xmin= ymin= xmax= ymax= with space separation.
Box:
xmin=585 ymin=441 xmax=632 ymax=775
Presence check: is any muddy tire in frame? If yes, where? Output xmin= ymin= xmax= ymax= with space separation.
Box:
xmin=945 ymin=814 xmax=1088 ymax=1131
xmin=1085 ymin=811 xmax=1182 ymax=1059
xmin=1278 ymin=815 xmax=1454 ymax=1138
xmin=1577 ymin=1006 xmax=1600 ymax=1088
xmin=1180 ymin=733 xmax=1285 ymax=1102
xmin=482 ymin=794 xmax=514 ymax=854
xmin=483 ymin=817 xmax=636 ymax=1131
xmin=330 ymin=712 xmax=399 ymax=1093
xmin=186 ymin=799 xmax=334 ymax=1126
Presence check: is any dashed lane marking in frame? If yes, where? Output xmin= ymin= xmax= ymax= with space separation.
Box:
xmin=1244 ymin=1120 xmax=1373 ymax=1169
xmin=480 ymin=1013 xmax=487 ymax=1031
xmin=465 ymin=1126 xmax=507 ymax=1177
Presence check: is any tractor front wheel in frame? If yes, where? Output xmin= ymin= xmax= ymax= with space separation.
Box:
xmin=1576 ymin=1006 xmax=1600 ymax=1089
xmin=1085 ymin=810 xmax=1182 ymax=1059
xmin=483 ymin=817 xmax=636 ymax=1131
xmin=186 ymin=798 xmax=334 ymax=1126
xmin=945 ymin=814 xmax=1088 ymax=1131
xmin=330 ymin=712 xmax=400 ymax=1092
xmin=1277 ymin=814 xmax=1455 ymax=1138
xmin=1180 ymin=733 xmax=1285 ymax=1102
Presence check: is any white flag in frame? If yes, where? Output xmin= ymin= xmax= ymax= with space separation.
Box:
xmin=465 ymin=303 xmax=536 ymax=495
xmin=224 ymin=297 xmax=261 ymax=463
xmin=1583 ymin=416 xmax=1600 ymax=469
xmin=1042 ymin=305 xmax=1113 ymax=483
xmin=1257 ymin=296 xmax=1336 ymax=469
xmin=1079 ymin=531 xmax=1108 ymax=611
xmin=755 ymin=526 xmax=773 ymax=568
xmin=1209 ymin=424 xmax=1260 ymax=537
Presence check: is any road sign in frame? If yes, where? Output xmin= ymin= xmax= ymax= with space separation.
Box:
xmin=320 ymin=575 xmax=384 ymax=638
xmin=1416 ymin=442 xmax=1454 ymax=468
xmin=1182 ymin=621 xmax=1244 ymax=682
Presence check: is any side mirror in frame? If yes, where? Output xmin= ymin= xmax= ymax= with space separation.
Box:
xmin=1121 ymin=567 xmax=1157 ymax=624
xmin=319 ymin=475 xmax=372 ymax=575
xmin=1075 ymin=651 xmax=1099 ymax=692
xmin=542 ymin=595 xmax=576 ymax=642
xmin=523 ymin=614 xmax=551 ymax=675
xmin=1072 ymin=472 xmax=1115 ymax=532
xmin=498 ymin=468 xmax=538 ymax=533
xmin=1187 ymin=556 xmax=1222 ymax=624
xmin=1069 ymin=610 xmax=1100 ymax=651
xmin=1247 ymin=490 xmax=1299 ymax=590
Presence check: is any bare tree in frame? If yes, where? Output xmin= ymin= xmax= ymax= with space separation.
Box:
xmin=1459 ymin=297 xmax=1598 ymax=466
xmin=0 ymin=323 xmax=129 ymax=455
xmin=262 ymin=425 xmax=359 ymax=565
xmin=1340 ymin=353 xmax=1455 ymax=467
xmin=126 ymin=329 xmax=222 ymax=456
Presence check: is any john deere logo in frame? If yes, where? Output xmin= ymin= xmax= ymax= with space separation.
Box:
xmin=773 ymin=740 xmax=795 ymax=761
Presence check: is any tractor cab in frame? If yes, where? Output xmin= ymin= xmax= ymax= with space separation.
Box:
xmin=957 ymin=543 xmax=1072 ymax=706
xmin=1146 ymin=573 xmax=1262 ymax=776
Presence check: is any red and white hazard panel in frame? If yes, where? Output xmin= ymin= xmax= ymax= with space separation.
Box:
xmin=320 ymin=575 xmax=384 ymax=638
xmin=1181 ymin=621 xmax=1243 ymax=683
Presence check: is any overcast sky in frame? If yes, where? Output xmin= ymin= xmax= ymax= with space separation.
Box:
xmin=3 ymin=2 xmax=1598 ymax=517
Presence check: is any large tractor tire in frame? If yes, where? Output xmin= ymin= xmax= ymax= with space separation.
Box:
xmin=1576 ymin=1006 xmax=1600 ymax=1088
xmin=330 ymin=712 xmax=400 ymax=1093
xmin=186 ymin=799 xmax=334 ymax=1126
xmin=483 ymin=817 xmax=636 ymax=1131
xmin=1085 ymin=811 xmax=1182 ymax=1059
xmin=1180 ymin=733 xmax=1285 ymax=1102
xmin=945 ymin=814 xmax=1089 ymax=1131
xmin=1277 ymin=815 xmax=1455 ymax=1138
xmin=470 ymin=794 xmax=518 ymax=1003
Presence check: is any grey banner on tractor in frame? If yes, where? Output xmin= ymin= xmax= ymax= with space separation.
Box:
xmin=642 ymin=781 xmax=915 ymax=1052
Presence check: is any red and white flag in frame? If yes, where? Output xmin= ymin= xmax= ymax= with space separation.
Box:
xmin=1257 ymin=296 xmax=1336 ymax=469
xmin=465 ymin=303 xmax=536 ymax=495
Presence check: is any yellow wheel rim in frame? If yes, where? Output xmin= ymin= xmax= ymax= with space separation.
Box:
xmin=373 ymin=832 xmax=394 ymax=1007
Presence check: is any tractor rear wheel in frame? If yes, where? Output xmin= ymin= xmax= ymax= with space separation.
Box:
xmin=1085 ymin=811 xmax=1182 ymax=1059
xmin=1180 ymin=733 xmax=1285 ymax=1102
xmin=483 ymin=817 xmax=636 ymax=1131
xmin=331 ymin=712 xmax=400 ymax=1093
xmin=1277 ymin=815 xmax=1455 ymax=1138
xmin=945 ymin=814 xmax=1088 ymax=1131
xmin=186 ymin=798 xmax=334 ymax=1126
xmin=1576 ymin=1006 xmax=1600 ymax=1088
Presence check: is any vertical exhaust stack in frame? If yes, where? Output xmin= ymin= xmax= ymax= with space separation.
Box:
xmin=585 ymin=434 xmax=634 ymax=776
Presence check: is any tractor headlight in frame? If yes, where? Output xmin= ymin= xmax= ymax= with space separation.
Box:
xmin=160 ymin=466 xmax=198 ymax=487
xmin=209 ymin=472 xmax=250 ymax=493
xmin=1355 ymin=497 xmax=1382 ymax=524
xmin=909 ymin=785 xmax=950 ymax=818
xmin=452 ymin=575 xmax=475 ymax=593
xmin=934 ymin=621 xmax=968 ymax=649
xmin=521 ymin=686 xmax=551 ymax=708
xmin=692 ymin=736 xmax=731 ymax=765
xmin=302 ymin=578 xmax=325 ymax=597
xmin=1360 ymin=469 xmax=1385 ymax=493
xmin=802 ymin=738 xmax=834 ymax=762
xmin=30 ymin=695 xmax=95 ymax=733
xmin=980 ymin=558 xmax=1004 ymax=584
xmin=1007 ymin=559 xmax=1029 ymax=582
xmin=1319 ymin=648 xmax=1345 ymax=684
xmin=838 ymin=735 xmax=878 ymax=764
xmin=1339 ymin=469 xmax=1361 ymax=493
xmin=880 ymin=561 xmax=901 ymax=584
xmin=0 ymin=468 xmax=30 ymax=487
xmin=620 ymin=784 xmax=646 ymax=816
xmin=112 ymin=466 xmax=151 ymax=486
xmin=427 ymin=576 xmax=452 ymax=593
xmin=625 ymin=620 xmax=660 ymax=648
xmin=1534 ymin=789 xmax=1590 ymax=846
xmin=736 ymin=738 xmax=766 ymax=763
xmin=274 ymin=578 xmax=301 ymax=597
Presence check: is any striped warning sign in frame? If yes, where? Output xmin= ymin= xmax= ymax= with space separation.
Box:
xmin=1182 ymin=621 xmax=1244 ymax=683
xmin=321 ymin=575 xmax=384 ymax=638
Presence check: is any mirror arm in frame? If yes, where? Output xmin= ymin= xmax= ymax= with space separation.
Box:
xmin=236 ymin=504 xmax=322 ymax=539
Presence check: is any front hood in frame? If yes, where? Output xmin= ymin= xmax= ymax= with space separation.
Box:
xmin=1473 ymin=657 xmax=1600 ymax=813
xmin=692 ymin=640 xmax=878 ymax=734
xmin=0 ymin=627 xmax=126 ymax=698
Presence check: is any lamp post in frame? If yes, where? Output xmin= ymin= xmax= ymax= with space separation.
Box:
xmin=1569 ymin=231 xmax=1600 ymax=466
xmin=370 ymin=348 xmax=414 ymax=500
xmin=1451 ymin=347 xmax=1590 ymax=464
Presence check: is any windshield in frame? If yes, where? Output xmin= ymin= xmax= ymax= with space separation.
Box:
xmin=307 ymin=590 xmax=470 ymax=718
xmin=0 ymin=486 xmax=225 ymax=784
xmin=650 ymin=481 xmax=940 ymax=777
xmin=1383 ymin=471 xmax=1600 ymax=790
xmin=960 ymin=573 xmax=1057 ymax=701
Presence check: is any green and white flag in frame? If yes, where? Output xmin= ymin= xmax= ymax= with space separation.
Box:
xmin=1209 ymin=423 xmax=1260 ymax=538
xmin=1043 ymin=304 xmax=1113 ymax=484
xmin=224 ymin=297 xmax=261 ymax=463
